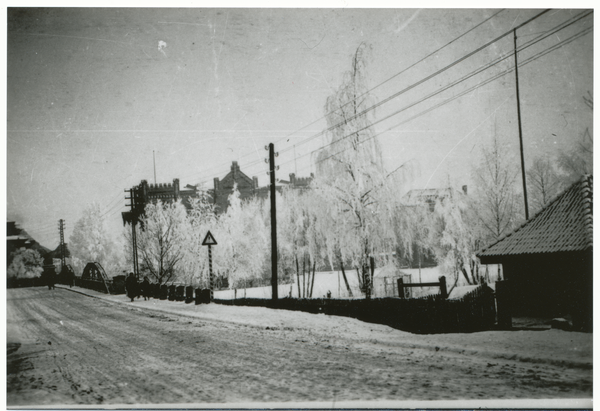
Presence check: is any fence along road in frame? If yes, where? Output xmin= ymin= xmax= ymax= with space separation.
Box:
xmin=7 ymin=287 xmax=592 ymax=406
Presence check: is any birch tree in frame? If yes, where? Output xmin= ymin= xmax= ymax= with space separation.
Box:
xmin=421 ymin=190 xmax=481 ymax=291
xmin=527 ymin=155 xmax=563 ymax=214
xmin=557 ymin=127 xmax=593 ymax=184
xmin=279 ymin=187 xmax=326 ymax=298
xmin=558 ymin=92 xmax=592 ymax=184
xmin=215 ymin=184 xmax=269 ymax=290
xmin=136 ymin=200 xmax=189 ymax=285
xmin=314 ymin=43 xmax=412 ymax=298
xmin=170 ymin=191 xmax=216 ymax=287
xmin=472 ymin=135 xmax=523 ymax=243
xmin=70 ymin=202 xmax=122 ymax=276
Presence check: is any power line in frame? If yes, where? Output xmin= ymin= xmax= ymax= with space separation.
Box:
xmin=282 ymin=10 xmax=591 ymax=170
xmin=287 ymin=23 xmax=593 ymax=177
xmin=177 ymin=9 xmax=510 ymax=185
xmin=101 ymin=191 xmax=125 ymax=213
xmin=279 ymin=10 xmax=552 ymax=157
xmin=271 ymin=9 xmax=508 ymax=147
xmin=140 ymin=9 xmax=571 ymax=191
xmin=101 ymin=200 xmax=125 ymax=219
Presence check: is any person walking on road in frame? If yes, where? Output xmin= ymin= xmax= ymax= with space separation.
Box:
xmin=141 ymin=276 xmax=151 ymax=301
xmin=125 ymin=273 xmax=137 ymax=302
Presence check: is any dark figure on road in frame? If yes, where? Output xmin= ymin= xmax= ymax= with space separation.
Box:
xmin=47 ymin=271 xmax=56 ymax=290
xmin=141 ymin=276 xmax=151 ymax=301
xmin=125 ymin=273 xmax=137 ymax=302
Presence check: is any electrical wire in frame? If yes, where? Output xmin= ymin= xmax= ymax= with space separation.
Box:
xmin=191 ymin=10 xmax=555 ymax=182
xmin=291 ymin=10 xmax=592 ymax=167
xmin=287 ymin=23 xmax=593 ymax=176
xmin=271 ymin=9 xmax=508 ymax=147
xmin=177 ymin=9 xmax=512 ymax=184
xmin=278 ymin=9 xmax=552 ymax=157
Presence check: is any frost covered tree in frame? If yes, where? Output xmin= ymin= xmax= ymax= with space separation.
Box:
xmin=557 ymin=127 xmax=593 ymax=184
xmin=7 ymin=248 xmax=43 ymax=279
xmin=278 ymin=187 xmax=325 ymax=298
xmin=214 ymin=184 xmax=269 ymax=290
xmin=70 ymin=202 xmax=121 ymax=276
xmin=183 ymin=191 xmax=218 ymax=288
xmin=136 ymin=200 xmax=189 ymax=285
xmin=313 ymin=43 xmax=412 ymax=299
xmin=527 ymin=155 xmax=564 ymax=214
xmin=558 ymin=92 xmax=593 ymax=184
xmin=472 ymin=135 xmax=523 ymax=243
xmin=420 ymin=190 xmax=481 ymax=290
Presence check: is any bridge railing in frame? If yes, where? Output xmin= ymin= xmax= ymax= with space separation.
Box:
xmin=73 ymin=277 xmax=125 ymax=295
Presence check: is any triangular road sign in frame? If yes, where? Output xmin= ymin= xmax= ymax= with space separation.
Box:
xmin=202 ymin=230 xmax=218 ymax=246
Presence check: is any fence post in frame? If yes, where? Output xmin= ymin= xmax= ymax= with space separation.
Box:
xmin=495 ymin=280 xmax=512 ymax=329
xmin=397 ymin=278 xmax=404 ymax=299
xmin=439 ymin=276 xmax=448 ymax=299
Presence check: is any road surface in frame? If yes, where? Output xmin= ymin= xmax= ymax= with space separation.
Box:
xmin=7 ymin=287 xmax=592 ymax=406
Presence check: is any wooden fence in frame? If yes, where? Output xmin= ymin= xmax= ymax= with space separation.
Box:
xmin=46 ymin=274 xmax=496 ymax=334
xmin=215 ymin=283 xmax=496 ymax=334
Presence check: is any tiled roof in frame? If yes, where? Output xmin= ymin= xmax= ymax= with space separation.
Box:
xmin=477 ymin=174 xmax=592 ymax=258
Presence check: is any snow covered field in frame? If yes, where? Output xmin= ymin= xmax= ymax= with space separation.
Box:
xmin=214 ymin=265 xmax=502 ymax=300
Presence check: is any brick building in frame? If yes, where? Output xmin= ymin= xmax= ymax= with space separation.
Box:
xmin=210 ymin=161 xmax=313 ymax=214
xmin=122 ymin=178 xmax=199 ymax=225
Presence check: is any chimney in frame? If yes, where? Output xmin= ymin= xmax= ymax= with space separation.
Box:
xmin=232 ymin=161 xmax=238 ymax=181
xmin=173 ymin=178 xmax=180 ymax=200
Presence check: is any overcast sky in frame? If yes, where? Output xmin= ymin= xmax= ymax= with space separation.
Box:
xmin=5 ymin=7 xmax=594 ymax=249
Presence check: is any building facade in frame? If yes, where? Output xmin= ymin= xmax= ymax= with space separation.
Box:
xmin=210 ymin=161 xmax=313 ymax=214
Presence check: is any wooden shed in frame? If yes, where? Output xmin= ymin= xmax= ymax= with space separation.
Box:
xmin=477 ymin=175 xmax=592 ymax=331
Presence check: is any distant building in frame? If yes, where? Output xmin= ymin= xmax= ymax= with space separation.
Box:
xmin=210 ymin=161 xmax=313 ymax=214
xmin=398 ymin=186 xmax=468 ymax=269
xmin=6 ymin=221 xmax=50 ymax=266
xmin=122 ymin=178 xmax=199 ymax=226
xmin=403 ymin=185 xmax=468 ymax=211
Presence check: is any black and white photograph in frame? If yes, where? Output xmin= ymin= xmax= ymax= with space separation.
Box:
xmin=5 ymin=5 xmax=593 ymax=408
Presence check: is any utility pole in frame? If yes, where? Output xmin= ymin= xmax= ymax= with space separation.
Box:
xmin=267 ymin=143 xmax=278 ymax=300
xmin=58 ymin=219 xmax=66 ymax=271
xmin=513 ymin=29 xmax=530 ymax=220
xmin=125 ymin=187 xmax=140 ymax=278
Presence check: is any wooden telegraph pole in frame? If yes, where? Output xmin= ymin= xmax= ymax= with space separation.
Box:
xmin=125 ymin=187 xmax=140 ymax=278
xmin=58 ymin=219 xmax=66 ymax=271
xmin=266 ymin=143 xmax=278 ymax=300
xmin=513 ymin=28 xmax=530 ymax=220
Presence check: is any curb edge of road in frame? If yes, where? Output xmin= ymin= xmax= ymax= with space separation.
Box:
xmin=53 ymin=285 xmax=301 ymax=333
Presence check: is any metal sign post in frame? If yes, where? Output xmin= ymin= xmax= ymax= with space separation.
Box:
xmin=202 ymin=231 xmax=218 ymax=302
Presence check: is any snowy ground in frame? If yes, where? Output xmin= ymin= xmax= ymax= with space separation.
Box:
xmin=7 ymin=285 xmax=592 ymax=408
xmin=215 ymin=266 xmax=499 ymax=300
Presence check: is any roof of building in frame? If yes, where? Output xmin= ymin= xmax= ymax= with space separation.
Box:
xmin=46 ymin=243 xmax=72 ymax=259
xmin=7 ymin=221 xmax=51 ymax=255
xmin=477 ymin=174 xmax=593 ymax=259
xmin=402 ymin=187 xmax=463 ymax=206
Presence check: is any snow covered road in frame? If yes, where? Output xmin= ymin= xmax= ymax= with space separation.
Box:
xmin=6 ymin=287 xmax=592 ymax=407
